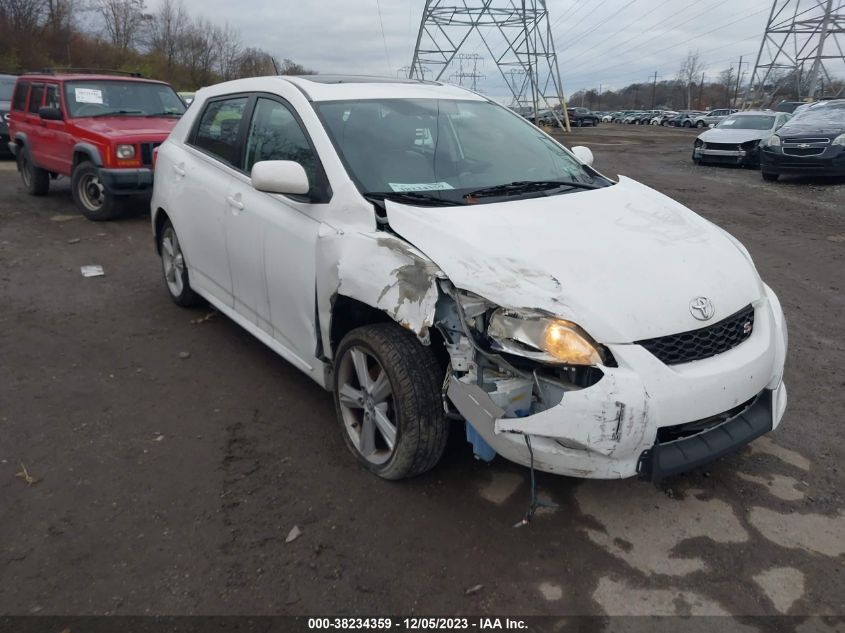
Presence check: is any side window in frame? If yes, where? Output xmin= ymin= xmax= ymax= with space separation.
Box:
xmin=12 ymin=81 xmax=30 ymax=111
xmin=191 ymin=96 xmax=248 ymax=166
xmin=45 ymin=84 xmax=61 ymax=111
xmin=243 ymin=97 xmax=321 ymax=188
xmin=28 ymin=83 xmax=45 ymax=114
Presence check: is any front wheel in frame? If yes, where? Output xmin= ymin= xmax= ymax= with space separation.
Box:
xmin=683 ymin=120 xmax=692 ymax=128
xmin=18 ymin=151 xmax=50 ymax=196
xmin=333 ymin=324 xmax=449 ymax=480
xmin=72 ymin=161 xmax=121 ymax=221
xmin=696 ymin=121 xmax=705 ymax=128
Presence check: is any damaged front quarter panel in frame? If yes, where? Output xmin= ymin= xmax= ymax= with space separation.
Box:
xmin=316 ymin=224 xmax=442 ymax=353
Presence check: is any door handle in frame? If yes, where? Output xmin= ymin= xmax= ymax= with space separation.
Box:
xmin=172 ymin=164 xmax=186 ymax=176
xmin=226 ymin=196 xmax=244 ymax=212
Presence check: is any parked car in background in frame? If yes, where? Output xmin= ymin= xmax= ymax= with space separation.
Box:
xmin=178 ymin=91 xmax=196 ymax=105
xmin=759 ymin=99 xmax=845 ymax=181
xmin=774 ymin=100 xmax=806 ymax=113
xmin=567 ymin=107 xmax=600 ymax=127
xmin=693 ymin=111 xmax=791 ymax=168
xmin=601 ymin=112 xmax=617 ymax=122
xmin=0 ymin=74 xmax=15 ymax=156
xmin=7 ymin=71 xmax=186 ymax=220
xmin=651 ymin=111 xmax=677 ymax=125
xmin=665 ymin=111 xmax=703 ymax=127
xmin=151 ymin=75 xmax=787 ymax=482
xmin=693 ymin=108 xmax=738 ymax=128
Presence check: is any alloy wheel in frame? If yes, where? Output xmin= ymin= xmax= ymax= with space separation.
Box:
xmin=161 ymin=227 xmax=185 ymax=297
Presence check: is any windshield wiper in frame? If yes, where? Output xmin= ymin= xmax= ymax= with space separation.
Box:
xmin=144 ymin=112 xmax=183 ymax=117
xmin=88 ymin=110 xmax=144 ymax=118
xmin=465 ymin=179 xmax=599 ymax=199
xmin=364 ymin=191 xmax=462 ymax=207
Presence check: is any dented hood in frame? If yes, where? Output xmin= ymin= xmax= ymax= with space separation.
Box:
xmin=385 ymin=176 xmax=764 ymax=343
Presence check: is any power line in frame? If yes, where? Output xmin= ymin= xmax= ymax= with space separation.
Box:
xmin=375 ymin=0 xmax=392 ymax=75
xmin=558 ymin=0 xmax=642 ymax=52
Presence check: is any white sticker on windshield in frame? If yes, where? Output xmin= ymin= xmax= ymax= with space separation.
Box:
xmin=388 ymin=182 xmax=454 ymax=192
xmin=75 ymin=88 xmax=103 ymax=104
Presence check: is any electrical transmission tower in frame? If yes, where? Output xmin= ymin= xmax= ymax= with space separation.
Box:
xmin=745 ymin=0 xmax=845 ymax=106
xmin=409 ymin=0 xmax=570 ymax=130
xmin=449 ymin=53 xmax=486 ymax=91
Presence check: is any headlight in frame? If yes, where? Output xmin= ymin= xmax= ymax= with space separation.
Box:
xmin=833 ymin=133 xmax=845 ymax=147
xmin=116 ymin=144 xmax=136 ymax=159
xmin=694 ymin=138 xmax=704 ymax=148
xmin=764 ymin=134 xmax=781 ymax=147
xmin=741 ymin=139 xmax=760 ymax=149
xmin=487 ymin=309 xmax=604 ymax=365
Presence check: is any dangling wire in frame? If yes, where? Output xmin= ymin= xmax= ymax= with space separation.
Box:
xmin=515 ymin=434 xmax=558 ymax=527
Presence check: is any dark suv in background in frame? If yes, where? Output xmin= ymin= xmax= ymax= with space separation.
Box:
xmin=760 ymin=99 xmax=845 ymax=181
xmin=0 ymin=74 xmax=15 ymax=156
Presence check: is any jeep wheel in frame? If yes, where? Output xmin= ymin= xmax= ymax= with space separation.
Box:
xmin=333 ymin=324 xmax=449 ymax=480
xmin=72 ymin=161 xmax=121 ymax=221
xmin=18 ymin=151 xmax=50 ymax=196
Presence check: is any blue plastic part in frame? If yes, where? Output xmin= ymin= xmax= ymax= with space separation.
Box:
xmin=465 ymin=422 xmax=497 ymax=462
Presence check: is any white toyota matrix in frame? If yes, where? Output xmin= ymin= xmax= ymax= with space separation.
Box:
xmin=151 ymin=76 xmax=788 ymax=481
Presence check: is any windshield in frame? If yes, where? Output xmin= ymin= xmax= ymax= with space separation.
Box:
xmin=0 ymin=77 xmax=15 ymax=101
xmin=717 ymin=115 xmax=775 ymax=130
xmin=791 ymin=101 xmax=845 ymax=126
xmin=63 ymin=80 xmax=186 ymax=118
xmin=316 ymin=98 xmax=605 ymax=205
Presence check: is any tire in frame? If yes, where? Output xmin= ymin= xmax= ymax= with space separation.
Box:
xmin=762 ymin=171 xmax=779 ymax=182
xmin=683 ymin=120 xmax=692 ymax=128
xmin=71 ymin=161 xmax=121 ymax=221
xmin=696 ymin=121 xmax=705 ymax=128
xmin=333 ymin=323 xmax=449 ymax=480
xmin=158 ymin=219 xmax=201 ymax=307
xmin=18 ymin=150 xmax=50 ymax=196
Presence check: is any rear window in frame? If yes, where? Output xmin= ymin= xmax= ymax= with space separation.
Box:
xmin=191 ymin=96 xmax=249 ymax=166
xmin=28 ymin=84 xmax=44 ymax=113
xmin=12 ymin=81 xmax=29 ymax=111
xmin=0 ymin=77 xmax=15 ymax=101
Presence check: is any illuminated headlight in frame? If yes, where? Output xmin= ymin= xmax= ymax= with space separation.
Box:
xmin=116 ymin=144 xmax=136 ymax=159
xmin=764 ymin=134 xmax=781 ymax=147
xmin=833 ymin=133 xmax=845 ymax=147
xmin=487 ymin=309 xmax=604 ymax=365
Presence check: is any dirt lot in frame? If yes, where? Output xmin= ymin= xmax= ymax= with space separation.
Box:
xmin=1 ymin=125 xmax=844 ymax=621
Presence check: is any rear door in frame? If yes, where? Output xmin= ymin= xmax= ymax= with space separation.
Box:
xmin=168 ymin=94 xmax=251 ymax=306
xmin=24 ymin=83 xmax=46 ymax=165
xmin=37 ymin=83 xmax=73 ymax=174
xmin=224 ymin=94 xmax=328 ymax=361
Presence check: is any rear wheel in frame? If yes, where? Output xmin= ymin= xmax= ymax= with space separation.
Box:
xmin=18 ymin=150 xmax=50 ymax=196
xmin=683 ymin=120 xmax=692 ymax=128
xmin=72 ymin=161 xmax=121 ymax=221
xmin=696 ymin=120 xmax=705 ymax=128
xmin=333 ymin=324 xmax=449 ymax=480
xmin=158 ymin=220 xmax=201 ymax=307
xmin=762 ymin=171 xmax=779 ymax=182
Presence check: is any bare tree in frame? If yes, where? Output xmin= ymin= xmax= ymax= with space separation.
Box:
xmin=234 ymin=47 xmax=276 ymax=77
xmin=213 ymin=21 xmax=240 ymax=81
xmin=148 ymin=0 xmax=186 ymax=70
xmin=677 ymin=50 xmax=705 ymax=109
xmin=279 ymin=57 xmax=315 ymax=75
xmin=0 ymin=0 xmax=47 ymax=34
xmin=178 ymin=17 xmax=218 ymax=87
xmin=93 ymin=0 xmax=147 ymax=52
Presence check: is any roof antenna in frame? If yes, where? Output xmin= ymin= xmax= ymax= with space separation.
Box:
xmin=271 ymin=57 xmax=280 ymax=75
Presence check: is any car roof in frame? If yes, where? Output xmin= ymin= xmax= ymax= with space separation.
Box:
xmin=731 ymin=110 xmax=778 ymax=115
xmin=199 ymin=75 xmax=488 ymax=103
xmin=17 ymin=73 xmax=168 ymax=84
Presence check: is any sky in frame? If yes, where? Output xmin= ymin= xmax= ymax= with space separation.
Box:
xmin=154 ymin=0 xmax=844 ymax=101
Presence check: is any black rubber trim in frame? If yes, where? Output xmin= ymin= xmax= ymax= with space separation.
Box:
xmin=98 ymin=167 xmax=153 ymax=194
xmin=637 ymin=389 xmax=773 ymax=482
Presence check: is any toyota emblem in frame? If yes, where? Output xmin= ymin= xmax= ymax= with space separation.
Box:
xmin=689 ymin=297 xmax=715 ymax=321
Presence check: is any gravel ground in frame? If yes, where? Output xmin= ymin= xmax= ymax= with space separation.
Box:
xmin=1 ymin=124 xmax=843 ymax=621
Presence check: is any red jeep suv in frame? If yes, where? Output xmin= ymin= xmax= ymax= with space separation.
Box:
xmin=7 ymin=71 xmax=185 ymax=220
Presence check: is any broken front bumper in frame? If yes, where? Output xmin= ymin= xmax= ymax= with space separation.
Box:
xmin=448 ymin=289 xmax=788 ymax=479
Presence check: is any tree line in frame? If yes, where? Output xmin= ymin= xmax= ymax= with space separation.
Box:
xmin=0 ymin=0 xmax=315 ymax=89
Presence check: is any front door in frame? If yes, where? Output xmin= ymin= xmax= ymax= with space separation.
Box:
xmin=38 ymin=83 xmax=73 ymax=174
xmin=224 ymin=95 xmax=326 ymax=360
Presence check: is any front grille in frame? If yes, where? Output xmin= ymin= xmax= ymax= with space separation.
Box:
xmin=784 ymin=137 xmax=830 ymax=144
xmin=140 ymin=142 xmax=161 ymax=166
xmin=703 ymin=142 xmax=739 ymax=151
xmin=783 ymin=147 xmax=825 ymax=156
xmin=637 ymin=304 xmax=755 ymax=365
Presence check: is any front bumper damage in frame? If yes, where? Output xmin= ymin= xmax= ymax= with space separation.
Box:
xmin=444 ymin=286 xmax=788 ymax=480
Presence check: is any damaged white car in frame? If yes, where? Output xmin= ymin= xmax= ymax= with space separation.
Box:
xmin=151 ymin=76 xmax=788 ymax=481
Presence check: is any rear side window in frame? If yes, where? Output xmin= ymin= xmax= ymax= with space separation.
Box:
xmin=191 ymin=96 xmax=248 ymax=166
xmin=28 ymin=84 xmax=45 ymax=113
xmin=12 ymin=81 xmax=30 ymax=111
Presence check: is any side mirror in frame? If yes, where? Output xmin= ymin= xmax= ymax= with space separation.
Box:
xmin=38 ymin=106 xmax=63 ymax=121
xmin=251 ymin=160 xmax=310 ymax=196
xmin=571 ymin=145 xmax=594 ymax=167
xmin=708 ymin=123 xmax=715 ymax=128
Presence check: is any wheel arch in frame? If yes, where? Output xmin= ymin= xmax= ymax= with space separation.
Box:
xmin=152 ymin=207 xmax=170 ymax=254
xmin=72 ymin=143 xmax=103 ymax=168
